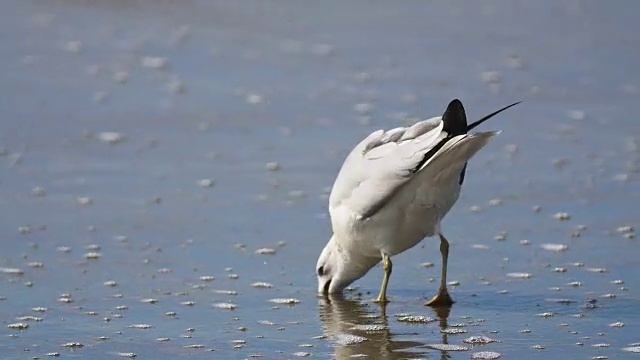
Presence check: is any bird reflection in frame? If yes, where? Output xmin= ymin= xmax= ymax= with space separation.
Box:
xmin=318 ymin=295 xmax=447 ymax=359
xmin=432 ymin=305 xmax=452 ymax=360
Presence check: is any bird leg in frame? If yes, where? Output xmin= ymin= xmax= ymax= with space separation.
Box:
xmin=375 ymin=253 xmax=392 ymax=304
xmin=426 ymin=233 xmax=454 ymax=307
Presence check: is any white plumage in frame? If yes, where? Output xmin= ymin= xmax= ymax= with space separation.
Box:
xmin=316 ymin=99 xmax=519 ymax=305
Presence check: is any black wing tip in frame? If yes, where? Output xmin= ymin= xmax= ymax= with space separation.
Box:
xmin=442 ymin=99 xmax=468 ymax=136
xmin=445 ymin=99 xmax=464 ymax=114
xmin=449 ymin=98 xmax=463 ymax=106
xmin=466 ymin=100 xmax=522 ymax=131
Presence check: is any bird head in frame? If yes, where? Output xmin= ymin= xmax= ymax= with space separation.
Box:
xmin=316 ymin=236 xmax=375 ymax=294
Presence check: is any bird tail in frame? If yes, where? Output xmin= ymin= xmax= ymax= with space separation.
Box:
xmin=420 ymin=131 xmax=499 ymax=183
xmin=413 ymin=99 xmax=518 ymax=184
xmin=441 ymin=131 xmax=499 ymax=162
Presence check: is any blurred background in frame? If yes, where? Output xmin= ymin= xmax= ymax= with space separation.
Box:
xmin=1 ymin=1 xmax=639 ymax=359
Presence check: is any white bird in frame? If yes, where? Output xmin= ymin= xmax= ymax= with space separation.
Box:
xmin=316 ymin=99 xmax=519 ymax=305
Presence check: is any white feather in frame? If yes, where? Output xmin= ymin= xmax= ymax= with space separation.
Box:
xmin=318 ymin=113 xmax=499 ymax=293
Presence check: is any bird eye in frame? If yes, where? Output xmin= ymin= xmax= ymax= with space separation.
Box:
xmin=317 ymin=266 xmax=325 ymax=276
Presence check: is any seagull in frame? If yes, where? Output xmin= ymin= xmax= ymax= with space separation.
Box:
xmin=316 ymin=99 xmax=520 ymax=306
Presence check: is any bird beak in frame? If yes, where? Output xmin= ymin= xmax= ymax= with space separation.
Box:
xmin=319 ymin=279 xmax=332 ymax=294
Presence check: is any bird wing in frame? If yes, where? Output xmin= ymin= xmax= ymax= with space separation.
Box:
xmin=328 ymin=117 xmax=448 ymax=219
xmin=329 ymin=99 xmax=520 ymax=221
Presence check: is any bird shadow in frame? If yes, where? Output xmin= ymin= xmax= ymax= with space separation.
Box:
xmin=318 ymin=294 xmax=453 ymax=359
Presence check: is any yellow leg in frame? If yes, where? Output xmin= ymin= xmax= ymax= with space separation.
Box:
xmin=426 ymin=233 xmax=454 ymax=307
xmin=375 ymin=253 xmax=392 ymax=304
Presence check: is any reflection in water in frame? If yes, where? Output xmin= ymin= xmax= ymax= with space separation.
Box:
xmin=432 ymin=306 xmax=452 ymax=360
xmin=318 ymin=295 xmax=453 ymax=359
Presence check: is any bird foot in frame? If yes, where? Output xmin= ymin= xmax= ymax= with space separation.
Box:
xmin=425 ymin=288 xmax=454 ymax=307
xmin=373 ymin=295 xmax=389 ymax=305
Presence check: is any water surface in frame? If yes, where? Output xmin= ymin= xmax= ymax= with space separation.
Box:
xmin=1 ymin=1 xmax=639 ymax=359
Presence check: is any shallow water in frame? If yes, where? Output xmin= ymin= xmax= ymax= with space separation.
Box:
xmin=1 ymin=1 xmax=639 ymax=359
